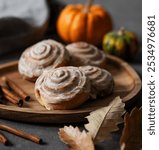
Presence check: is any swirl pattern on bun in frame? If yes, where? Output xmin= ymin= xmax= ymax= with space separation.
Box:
xmin=18 ymin=39 xmax=70 ymax=81
xmin=79 ymin=66 xmax=114 ymax=98
xmin=66 ymin=42 xmax=107 ymax=68
xmin=35 ymin=66 xmax=91 ymax=110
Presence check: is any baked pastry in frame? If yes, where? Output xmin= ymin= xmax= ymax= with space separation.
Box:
xmin=35 ymin=66 xmax=91 ymax=110
xmin=18 ymin=39 xmax=70 ymax=81
xmin=79 ymin=66 xmax=114 ymax=98
xmin=66 ymin=42 xmax=107 ymax=68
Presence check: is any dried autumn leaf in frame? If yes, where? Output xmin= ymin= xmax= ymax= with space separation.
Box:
xmin=85 ymin=96 xmax=125 ymax=143
xmin=120 ymin=107 xmax=142 ymax=150
xmin=58 ymin=125 xmax=95 ymax=150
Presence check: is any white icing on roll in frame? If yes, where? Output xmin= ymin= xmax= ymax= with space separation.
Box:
xmin=79 ymin=66 xmax=114 ymax=97
xmin=66 ymin=42 xmax=106 ymax=68
xmin=18 ymin=39 xmax=69 ymax=80
xmin=35 ymin=66 xmax=91 ymax=104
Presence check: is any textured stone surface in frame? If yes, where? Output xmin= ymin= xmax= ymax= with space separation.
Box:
xmin=0 ymin=0 xmax=49 ymax=54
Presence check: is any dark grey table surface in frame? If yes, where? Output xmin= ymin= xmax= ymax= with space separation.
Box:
xmin=0 ymin=0 xmax=142 ymax=149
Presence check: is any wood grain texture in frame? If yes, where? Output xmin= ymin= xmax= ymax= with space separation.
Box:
xmin=0 ymin=55 xmax=141 ymax=123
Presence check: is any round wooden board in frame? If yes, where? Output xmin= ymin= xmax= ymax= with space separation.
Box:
xmin=0 ymin=55 xmax=141 ymax=123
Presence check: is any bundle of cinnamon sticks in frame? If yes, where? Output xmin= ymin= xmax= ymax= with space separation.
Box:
xmin=0 ymin=123 xmax=42 ymax=145
xmin=0 ymin=76 xmax=31 ymax=107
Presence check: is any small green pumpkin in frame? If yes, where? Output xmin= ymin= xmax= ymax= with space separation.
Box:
xmin=103 ymin=28 xmax=139 ymax=59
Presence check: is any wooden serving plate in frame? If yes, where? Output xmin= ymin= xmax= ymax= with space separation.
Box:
xmin=0 ymin=55 xmax=141 ymax=123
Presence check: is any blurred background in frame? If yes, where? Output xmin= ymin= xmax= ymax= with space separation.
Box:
xmin=0 ymin=0 xmax=142 ymax=65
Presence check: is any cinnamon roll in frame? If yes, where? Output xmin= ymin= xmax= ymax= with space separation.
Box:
xmin=79 ymin=66 xmax=114 ymax=98
xmin=35 ymin=66 xmax=91 ymax=110
xmin=66 ymin=42 xmax=107 ymax=68
xmin=18 ymin=39 xmax=70 ymax=81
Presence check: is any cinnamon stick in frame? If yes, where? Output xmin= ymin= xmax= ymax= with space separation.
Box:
xmin=0 ymin=124 xmax=42 ymax=144
xmin=1 ymin=86 xmax=23 ymax=107
xmin=4 ymin=94 xmax=23 ymax=107
xmin=0 ymin=86 xmax=4 ymax=104
xmin=0 ymin=132 xmax=8 ymax=145
xmin=2 ymin=77 xmax=30 ymax=101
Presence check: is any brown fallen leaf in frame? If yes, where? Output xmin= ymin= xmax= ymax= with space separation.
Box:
xmin=120 ymin=107 xmax=142 ymax=150
xmin=85 ymin=96 xmax=125 ymax=143
xmin=58 ymin=125 xmax=95 ymax=150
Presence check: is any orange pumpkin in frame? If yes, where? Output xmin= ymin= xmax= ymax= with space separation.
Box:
xmin=57 ymin=0 xmax=112 ymax=45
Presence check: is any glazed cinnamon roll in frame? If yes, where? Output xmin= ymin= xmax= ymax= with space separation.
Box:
xmin=66 ymin=42 xmax=107 ymax=68
xmin=79 ymin=66 xmax=114 ymax=98
xmin=18 ymin=39 xmax=70 ymax=81
xmin=35 ymin=66 xmax=91 ymax=110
